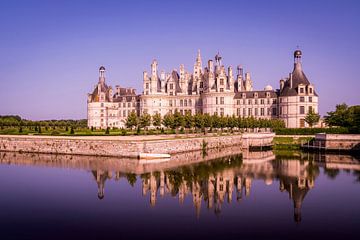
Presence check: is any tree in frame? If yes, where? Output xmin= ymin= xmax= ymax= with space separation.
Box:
xmin=152 ymin=113 xmax=162 ymax=128
xmin=304 ymin=108 xmax=320 ymax=128
xmin=139 ymin=113 xmax=151 ymax=130
xmin=162 ymin=113 xmax=175 ymax=129
xmin=173 ymin=110 xmax=185 ymax=130
xmin=325 ymin=103 xmax=360 ymax=130
xmin=105 ymin=127 xmax=110 ymax=134
xmin=184 ymin=112 xmax=194 ymax=129
xmin=125 ymin=111 xmax=138 ymax=129
xmin=194 ymin=113 xmax=205 ymax=131
xmin=70 ymin=126 xmax=75 ymax=134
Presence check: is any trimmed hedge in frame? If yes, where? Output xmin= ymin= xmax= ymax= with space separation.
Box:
xmin=274 ymin=127 xmax=350 ymax=135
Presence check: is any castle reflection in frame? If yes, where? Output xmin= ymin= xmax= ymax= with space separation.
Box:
xmin=1 ymin=150 xmax=359 ymax=222
xmin=90 ymin=150 xmax=320 ymax=222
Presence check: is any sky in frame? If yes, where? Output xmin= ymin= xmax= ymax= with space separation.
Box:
xmin=0 ymin=0 xmax=359 ymax=120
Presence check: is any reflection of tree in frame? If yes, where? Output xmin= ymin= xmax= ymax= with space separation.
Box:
xmin=126 ymin=173 xmax=137 ymax=187
xmin=353 ymin=170 xmax=360 ymax=182
xmin=323 ymin=168 xmax=340 ymax=179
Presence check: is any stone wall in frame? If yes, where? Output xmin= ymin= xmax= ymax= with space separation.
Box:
xmin=0 ymin=133 xmax=274 ymax=158
xmin=315 ymin=133 xmax=360 ymax=151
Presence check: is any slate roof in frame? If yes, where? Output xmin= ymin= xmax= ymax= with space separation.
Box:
xmin=280 ymin=63 xmax=318 ymax=97
xmin=234 ymin=90 xmax=278 ymax=99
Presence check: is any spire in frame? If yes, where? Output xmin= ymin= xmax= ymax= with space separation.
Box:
xmin=99 ymin=66 xmax=105 ymax=83
xmin=196 ymin=49 xmax=201 ymax=63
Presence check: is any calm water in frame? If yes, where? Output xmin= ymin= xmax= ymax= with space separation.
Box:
xmin=0 ymin=150 xmax=359 ymax=240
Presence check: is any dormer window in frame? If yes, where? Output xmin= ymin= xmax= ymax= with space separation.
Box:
xmin=220 ymin=78 xmax=224 ymax=85
xmin=170 ymin=84 xmax=174 ymax=90
xmin=242 ymin=93 xmax=246 ymax=99
xmin=266 ymin=92 xmax=270 ymax=98
xmin=300 ymin=87 xmax=304 ymax=94
xmin=254 ymin=92 xmax=258 ymax=98
xmin=309 ymin=87 xmax=313 ymax=94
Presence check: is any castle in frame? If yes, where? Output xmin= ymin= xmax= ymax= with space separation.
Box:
xmin=87 ymin=49 xmax=318 ymax=128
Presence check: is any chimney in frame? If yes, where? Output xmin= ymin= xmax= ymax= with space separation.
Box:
xmin=289 ymin=73 xmax=293 ymax=89
xmin=280 ymin=79 xmax=285 ymax=91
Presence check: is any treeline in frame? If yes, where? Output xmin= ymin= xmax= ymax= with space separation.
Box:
xmin=125 ymin=111 xmax=285 ymax=131
xmin=324 ymin=104 xmax=360 ymax=133
xmin=0 ymin=115 xmax=87 ymax=129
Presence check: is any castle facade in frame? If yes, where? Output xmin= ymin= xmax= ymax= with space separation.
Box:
xmin=87 ymin=49 xmax=318 ymax=128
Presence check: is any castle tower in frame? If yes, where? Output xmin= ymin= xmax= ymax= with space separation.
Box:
xmin=150 ymin=59 xmax=159 ymax=93
xmin=236 ymin=65 xmax=243 ymax=92
xmin=99 ymin=66 xmax=105 ymax=83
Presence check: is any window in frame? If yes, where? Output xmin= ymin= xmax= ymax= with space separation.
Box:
xmin=169 ymin=100 xmax=173 ymax=107
xmin=255 ymin=108 xmax=258 ymax=116
xmin=216 ymin=97 xmax=218 ymax=105
xmin=248 ymin=108 xmax=252 ymax=116
xmin=267 ymin=99 xmax=270 ymax=104
xmin=300 ymin=106 xmax=305 ymax=114
xmin=242 ymin=93 xmax=246 ymax=99
xmin=200 ymin=82 xmax=203 ymax=88
xmin=189 ymin=99 xmax=192 ymax=106
xmin=300 ymin=96 xmax=305 ymax=102
xmin=309 ymin=106 xmax=313 ymax=112
xmin=272 ymin=108 xmax=277 ymax=115
xmin=261 ymin=108 xmax=264 ymax=116
xmin=220 ymin=97 xmax=224 ymax=105
xmin=309 ymin=97 xmax=312 ymax=102
xmin=170 ymin=83 xmax=174 ymax=90
xmin=255 ymin=99 xmax=258 ymax=105
xmin=237 ymin=100 xmax=240 ymax=105
xmin=300 ymin=119 xmax=305 ymax=128
xmin=184 ymin=99 xmax=187 ymax=107
xmin=279 ymin=107 xmax=282 ymax=115
xmin=146 ymin=83 xmax=149 ymax=89
xmin=237 ymin=108 xmax=241 ymax=116
xmin=170 ymin=92 xmax=173 ymax=96
xmin=261 ymin=99 xmax=264 ymax=104
xmin=300 ymin=88 xmax=304 ymax=93
xmin=220 ymin=88 xmax=224 ymax=92
xmin=309 ymin=88 xmax=313 ymax=94
xmin=145 ymin=91 xmax=149 ymax=95
xmin=273 ymin=99 xmax=277 ymax=104
xmin=123 ymin=102 xmax=126 ymax=107
xmin=180 ymin=100 xmax=183 ymax=107
xmin=123 ymin=110 xmax=126 ymax=117
xmin=248 ymin=99 xmax=251 ymax=105
xmin=101 ymin=103 xmax=104 ymax=107
xmin=128 ymin=102 xmax=131 ymax=108
xmin=220 ymin=108 xmax=224 ymax=116
xmin=220 ymin=79 xmax=224 ymax=85
xmin=243 ymin=108 xmax=246 ymax=116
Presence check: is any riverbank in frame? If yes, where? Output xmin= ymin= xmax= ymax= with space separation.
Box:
xmin=0 ymin=132 xmax=274 ymax=158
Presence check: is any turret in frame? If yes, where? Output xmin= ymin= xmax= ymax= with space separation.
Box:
xmin=228 ymin=66 xmax=234 ymax=91
xmin=244 ymin=72 xmax=253 ymax=91
xmin=150 ymin=59 xmax=159 ymax=93
xmin=99 ymin=66 xmax=105 ymax=84
xmin=236 ymin=65 xmax=243 ymax=91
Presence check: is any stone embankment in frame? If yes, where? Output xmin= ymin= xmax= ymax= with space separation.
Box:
xmin=302 ymin=133 xmax=360 ymax=152
xmin=0 ymin=132 xmax=274 ymax=158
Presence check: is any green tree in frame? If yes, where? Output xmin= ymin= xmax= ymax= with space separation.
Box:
xmin=173 ymin=110 xmax=185 ymax=130
xmin=70 ymin=126 xmax=75 ymax=134
xmin=194 ymin=113 xmax=205 ymax=131
xmin=304 ymin=108 xmax=320 ymax=128
xmin=105 ymin=127 xmax=110 ymax=134
xmin=139 ymin=113 xmax=151 ymax=130
xmin=152 ymin=113 xmax=162 ymax=128
xmin=125 ymin=111 xmax=138 ymax=129
xmin=184 ymin=112 xmax=194 ymax=129
xmin=162 ymin=113 xmax=175 ymax=129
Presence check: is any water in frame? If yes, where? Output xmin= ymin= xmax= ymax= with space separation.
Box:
xmin=0 ymin=150 xmax=359 ymax=240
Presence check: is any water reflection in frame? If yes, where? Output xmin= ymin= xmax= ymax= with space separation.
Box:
xmin=1 ymin=150 xmax=359 ymax=224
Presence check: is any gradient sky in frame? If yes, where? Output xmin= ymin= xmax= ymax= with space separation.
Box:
xmin=0 ymin=0 xmax=359 ymax=120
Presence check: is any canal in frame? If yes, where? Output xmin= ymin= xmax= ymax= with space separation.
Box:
xmin=0 ymin=150 xmax=359 ymax=239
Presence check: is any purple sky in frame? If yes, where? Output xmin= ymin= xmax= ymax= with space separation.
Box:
xmin=0 ymin=0 xmax=359 ymax=120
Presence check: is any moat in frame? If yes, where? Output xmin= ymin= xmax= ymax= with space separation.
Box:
xmin=0 ymin=150 xmax=359 ymax=240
